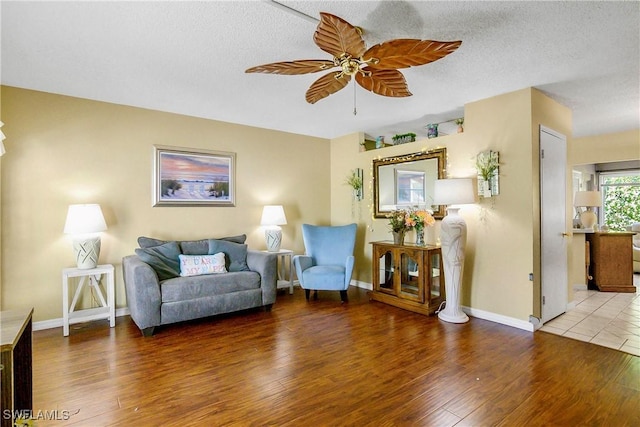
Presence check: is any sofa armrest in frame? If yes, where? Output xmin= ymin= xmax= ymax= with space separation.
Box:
xmin=122 ymin=255 xmax=162 ymax=330
xmin=246 ymin=250 xmax=277 ymax=306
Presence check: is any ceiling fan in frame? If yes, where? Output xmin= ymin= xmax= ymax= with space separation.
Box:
xmin=246 ymin=12 xmax=462 ymax=104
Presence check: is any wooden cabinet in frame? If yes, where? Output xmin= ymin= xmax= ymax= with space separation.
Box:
xmin=586 ymin=232 xmax=635 ymax=293
xmin=1 ymin=308 xmax=33 ymax=427
xmin=370 ymin=241 xmax=444 ymax=315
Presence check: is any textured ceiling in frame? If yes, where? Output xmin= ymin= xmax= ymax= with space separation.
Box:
xmin=2 ymin=1 xmax=639 ymax=141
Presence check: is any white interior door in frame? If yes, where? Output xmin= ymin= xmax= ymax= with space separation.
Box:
xmin=540 ymin=126 xmax=568 ymax=323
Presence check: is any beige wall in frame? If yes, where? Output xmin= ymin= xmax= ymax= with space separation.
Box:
xmin=331 ymin=88 xmax=573 ymax=323
xmin=1 ymin=86 xmax=330 ymax=321
xmin=570 ymin=129 xmax=640 ymax=166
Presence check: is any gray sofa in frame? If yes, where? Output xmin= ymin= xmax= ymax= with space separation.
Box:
xmin=123 ymin=235 xmax=277 ymax=336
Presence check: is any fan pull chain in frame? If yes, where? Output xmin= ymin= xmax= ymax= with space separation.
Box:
xmin=353 ymin=83 xmax=357 ymax=115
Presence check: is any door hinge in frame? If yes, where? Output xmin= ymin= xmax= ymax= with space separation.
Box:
xmin=542 ymin=296 xmax=546 ymax=305
xmin=541 ymin=149 xmax=545 ymax=159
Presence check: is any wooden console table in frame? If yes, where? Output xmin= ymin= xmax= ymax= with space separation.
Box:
xmin=370 ymin=241 xmax=445 ymax=315
xmin=586 ymin=232 xmax=635 ymax=292
xmin=1 ymin=308 xmax=33 ymax=427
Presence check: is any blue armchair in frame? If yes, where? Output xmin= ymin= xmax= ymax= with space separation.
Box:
xmin=293 ymin=223 xmax=357 ymax=302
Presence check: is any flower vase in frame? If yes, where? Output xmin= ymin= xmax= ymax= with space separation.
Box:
xmin=481 ymin=179 xmax=492 ymax=198
xmin=392 ymin=230 xmax=405 ymax=245
xmin=415 ymin=228 xmax=425 ymax=246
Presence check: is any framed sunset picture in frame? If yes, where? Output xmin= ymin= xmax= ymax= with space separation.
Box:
xmin=153 ymin=145 xmax=236 ymax=207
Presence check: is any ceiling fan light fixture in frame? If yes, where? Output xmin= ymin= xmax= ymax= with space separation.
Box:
xmin=246 ymin=12 xmax=461 ymax=104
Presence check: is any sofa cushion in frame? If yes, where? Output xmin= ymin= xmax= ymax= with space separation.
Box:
xmin=208 ymin=239 xmax=250 ymax=272
xmin=138 ymin=234 xmax=247 ymax=253
xmin=160 ymin=271 xmax=261 ymax=302
xmin=135 ymin=241 xmax=181 ymax=281
xmin=179 ymin=253 xmax=227 ymax=277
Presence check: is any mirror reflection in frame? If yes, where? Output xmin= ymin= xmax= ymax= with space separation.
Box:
xmin=373 ymin=148 xmax=446 ymax=219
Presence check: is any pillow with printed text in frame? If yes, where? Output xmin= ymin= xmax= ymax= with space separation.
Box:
xmin=179 ymin=253 xmax=227 ymax=277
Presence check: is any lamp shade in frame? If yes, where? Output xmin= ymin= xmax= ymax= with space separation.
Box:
xmin=433 ymin=178 xmax=475 ymax=205
xmin=574 ymin=191 xmax=601 ymax=207
xmin=63 ymin=204 xmax=107 ymax=234
xmin=260 ymin=205 xmax=287 ymax=226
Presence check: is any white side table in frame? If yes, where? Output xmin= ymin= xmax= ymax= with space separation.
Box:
xmin=263 ymin=249 xmax=295 ymax=294
xmin=62 ymin=264 xmax=115 ymax=336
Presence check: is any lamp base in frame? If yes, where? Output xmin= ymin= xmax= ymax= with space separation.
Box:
xmin=580 ymin=209 xmax=597 ymax=229
xmin=72 ymin=235 xmax=101 ymax=269
xmin=264 ymin=227 xmax=282 ymax=252
xmin=438 ymin=307 xmax=470 ymax=323
xmin=438 ymin=207 xmax=470 ymax=324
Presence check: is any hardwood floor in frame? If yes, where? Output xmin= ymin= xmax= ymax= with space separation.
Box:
xmin=32 ymin=287 xmax=639 ymax=426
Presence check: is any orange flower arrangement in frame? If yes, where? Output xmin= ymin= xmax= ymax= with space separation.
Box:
xmin=406 ymin=209 xmax=435 ymax=231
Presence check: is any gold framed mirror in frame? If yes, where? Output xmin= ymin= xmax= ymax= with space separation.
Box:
xmin=373 ymin=148 xmax=447 ymax=219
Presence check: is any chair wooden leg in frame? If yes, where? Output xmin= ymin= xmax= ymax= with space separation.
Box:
xmin=340 ymin=290 xmax=348 ymax=303
xmin=313 ymin=290 xmax=319 ymax=300
xmin=305 ymin=289 xmax=311 ymax=301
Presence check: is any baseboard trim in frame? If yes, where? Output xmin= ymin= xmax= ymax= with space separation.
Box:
xmin=350 ymin=280 xmax=373 ymax=291
xmin=33 ymin=307 xmax=131 ymax=331
xmin=350 ymin=282 xmax=534 ymax=332
xmin=462 ymin=306 xmax=535 ymax=332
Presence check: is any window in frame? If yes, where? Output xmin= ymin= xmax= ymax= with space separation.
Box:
xmin=599 ymin=170 xmax=640 ymax=231
xmin=395 ymin=170 xmax=425 ymax=206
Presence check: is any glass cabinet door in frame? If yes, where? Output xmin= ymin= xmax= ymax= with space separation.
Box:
xmin=377 ymin=249 xmax=395 ymax=294
xmin=399 ymin=250 xmax=424 ymax=302
xmin=430 ymin=251 xmax=442 ymax=300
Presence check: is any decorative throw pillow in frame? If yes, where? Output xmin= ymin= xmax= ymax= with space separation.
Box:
xmin=178 ymin=253 xmax=227 ymax=277
xmin=208 ymin=239 xmax=250 ymax=272
xmin=138 ymin=234 xmax=247 ymax=250
xmin=135 ymin=241 xmax=181 ymax=281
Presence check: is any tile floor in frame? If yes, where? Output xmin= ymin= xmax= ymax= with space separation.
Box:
xmin=540 ymin=274 xmax=640 ymax=356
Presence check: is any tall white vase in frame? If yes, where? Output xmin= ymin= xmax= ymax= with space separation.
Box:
xmin=438 ymin=207 xmax=469 ymax=323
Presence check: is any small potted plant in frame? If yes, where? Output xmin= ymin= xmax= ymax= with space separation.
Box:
xmin=455 ymin=118 xmax=464 ymax=133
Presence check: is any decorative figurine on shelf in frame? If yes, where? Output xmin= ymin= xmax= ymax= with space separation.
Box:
xmin=426 ymin=124 xmax=438 ymax=139
xmin=375 ymin=136 xmax=384 ymax=149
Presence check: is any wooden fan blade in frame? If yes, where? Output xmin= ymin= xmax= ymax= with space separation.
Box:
xmin=364 ymin=39 xmax=462 ymax=70
xmin=313 ymin=12 xmax=366 ymax=59
xmin=306 ymin=71 xmax=351 ymax=104
xmin=246 ymin=60 xmax=336 ymax=75
xmin=355 ymin=69 xmax=411 ymax=97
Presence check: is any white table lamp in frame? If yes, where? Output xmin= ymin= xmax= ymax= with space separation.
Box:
xmin=574 ymin=191 xmax=601 ymax=229
xmin=433 ymin=178 xmax=475 ymax=323
xmin=64 ymin=204 xmax=107 ymax=269
xmin=261 ymin=205 xmax=287 ymax=252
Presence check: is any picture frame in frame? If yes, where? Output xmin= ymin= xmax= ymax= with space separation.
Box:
xmin=153 ymin=145 xmax=236 ymax=207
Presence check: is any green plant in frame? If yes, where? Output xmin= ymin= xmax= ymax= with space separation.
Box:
xmin=602 ymin=175 xmax=640 ymax=231
xmin=454 ymin=117 xmax=464 ymax=125
xmin=476 ymin=151 xmax=499 ymax=181
xmin=344 ymin=170 xmax=363 ymax=191
xmin=391 ymin=132 xmax=417 ymax=143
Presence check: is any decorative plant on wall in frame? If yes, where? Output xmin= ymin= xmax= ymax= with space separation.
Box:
xmin=476 ymin=151 xmax=499 ymax=197
xmin=345 ymin=169 xmax=363 ymax=200
xmin=345 ymin=168 xmax=364 ymax=218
